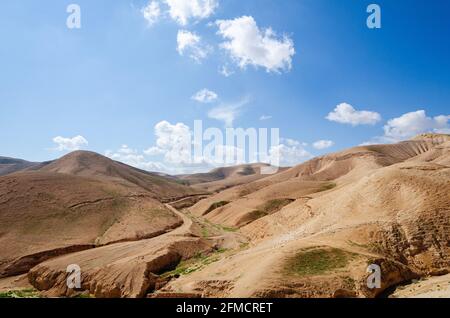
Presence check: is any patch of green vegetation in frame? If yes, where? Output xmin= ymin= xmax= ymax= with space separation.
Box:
xmin=249 ymin=210 xmax=268 ymax=218
xmin=218 ymin=225 xmax=238 ymax=232
xmin=201 ymin=226 xmax=210 ymax=238
xmin=237 ymin=210 xmax=268 ymax=227
xmin=0 ymin=289 xmax=40 ymax=298
xmin=161 ymin=249 xmax=229 ymax=278
xmin=203 ymin=219 xmax=238 ymax=233
xmin=238 ymin=189 xmax=252 ymax=197
xmin=239 ymin=199 xmax=294 ymax=226
xmin=204 ymin=201 xmax=230 ymax=214
xmin=239 ymin=242 xmax=250 ymax=250
xmin=317 ymin=182 xmax=337 ymax=192
xmin=284 ymin=247 xmax=356 ymax=277
xmin=145 ymin=207 xmax=174 ymax=220
xmin=258 ymin=198 xmax=294 ymax=215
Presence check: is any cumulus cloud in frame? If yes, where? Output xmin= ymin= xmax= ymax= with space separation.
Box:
xmin=52 ymin=135 xmax=88 ymax=152
xmin=141 ymin=1 xmax=161 ymax=26
xmin=268 ymin=139 xmax=312 ymax=167
xmin=106 ymin=120 xmax=315 ymax=174
xmin=177 ymin=30 xmax=211 ymax=62
xmin=383 ymin=110 xmax=450 ymax=141
xmin=216 ymin=16 xmax=295 ymax=73
xmin=312 ymin=140 xmax=335 ymax=150
xmin=208 ymin=97 xmax=250 ymax=127
xmin=192 ymin=89 xmax=218 ymax=103
xmin=147 ymin=120 xmax=193 ymax=164
xmin=360 ymin=110 xmax=450 ymax=145
xmin=105 ymin=145 xmax=167 ymax=172
xmin=166 ymin=0 xmax=219 ymax=25
xmin=326 ymin=103 xmax=382 ymax=126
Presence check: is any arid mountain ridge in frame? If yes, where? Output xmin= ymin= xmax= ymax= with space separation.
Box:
xmin=0 ymin=133 xmax=449 ymax=298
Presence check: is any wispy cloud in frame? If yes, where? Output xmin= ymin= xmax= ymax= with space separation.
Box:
xmin=219 ymin=65 xmax=234 ymax=77
xmin=259 ymin=115 xmax=272 ymax=121
xmin=208 ymin=97 xmax=250 ymax=127
xmin=192 ymin=88 xmax=218 ymax=103
xmin=141 ymin=1 xmax=161 ymax=26
xmin=177 ymin=30 xmax=211 ymax=62
xmin=141 ymin=0 xmax=219 ymax=26
xmin=312 ymin=140 xmax=334 ymax=150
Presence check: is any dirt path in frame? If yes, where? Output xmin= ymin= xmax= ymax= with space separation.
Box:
xmin=164 ymin=203 xmax=194 ymax=236
xmin=0 ymin=198 xmax=206 ymax=296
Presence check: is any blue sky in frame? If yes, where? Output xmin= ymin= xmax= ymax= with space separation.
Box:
xmin=1 ymin=0 xmax=449 ymax=173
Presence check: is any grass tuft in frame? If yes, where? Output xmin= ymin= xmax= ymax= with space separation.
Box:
xmin=318 ymin=182 xmax=337 ymax=192
xmin=284 ymin=247 xmax=356 ymax=276
xmin=0 ymin=289 xmax=40 ymax=298
xmin=204 ymin=201 xmax=230 ymax=215
xmin=161 ymin=249 xmax=228 ymax=278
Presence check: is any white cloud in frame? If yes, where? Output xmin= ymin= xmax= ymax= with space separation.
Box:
xmin=219 ymin=65 xmax=234 ymax=77
xmin=313 ymin=140 xmax=335 ymax=150
xmin=106 ymin=121 xmax=315 ymax=174
xmin=192 ymin=89 xmax=218 ymax=103
xmin=360 ymin=110 xmax=450 ymax=145
xmin=177 ymin=30 xmax=211 ymax=62
xmin=141 ymin=1 xmax=161 ymax=26
xmin=383 ymin=110 xmax=450 ymax=141
xmin=166 ymin=0 xmax=219 ymax=26
xmin=149 ymin=120 xmax=193 ymax=164
xmin=259 ymin=115 xmax=272 ymax=121
xmin=105 ymin=145 xmax=167 ymax=172
xmin=144 ymin=146 xmax=165 ymax=156
xmin=268 ymin=139 xmax=312 ymax=167
xmin=326 ymin=103 xmax=381 ymax=126
xmin=216 ymin=16 xmax=295 ymax=73
xmin=52 ymin=135 xmax=88 ymax=152
xmin=208 ymin=97 xmax=249 ymax=127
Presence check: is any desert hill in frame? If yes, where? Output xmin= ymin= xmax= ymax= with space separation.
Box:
xmin=0 ymin=134 xmax=448 ymax=298
xmin=158 ymin=134 xmax=449 ymax=297
xmin=178 ymin=163 xmax=283 ymax=192
xmin=0 ymin=151 xmax=203 ymax=280
xmin=189 ymin=135 xmax=450 ymax=228
xmin=39 ymin=151 xmax=197 ymax=200
xmin=0 ymin=171 xmax=184 ymax=278
xmin=0 ymin=156 xmax=41 ymax=176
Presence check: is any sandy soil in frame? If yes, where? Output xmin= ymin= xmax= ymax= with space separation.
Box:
xmin=0 ymin=134 xmax=448 ymax=298
xmin=390 ymin=274 xmax=450 ymax=298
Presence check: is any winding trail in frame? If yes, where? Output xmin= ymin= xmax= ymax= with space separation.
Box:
xmin=164 ymin=203 xmax=194 ymax=236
